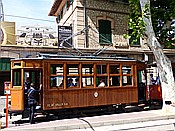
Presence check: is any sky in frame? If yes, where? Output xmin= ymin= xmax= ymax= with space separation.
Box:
xmin=2 ymin=0 xmax=57 ymax=31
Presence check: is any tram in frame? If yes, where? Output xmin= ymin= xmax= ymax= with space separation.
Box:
xmin=10 ymin=55 xmax=147 ymax=117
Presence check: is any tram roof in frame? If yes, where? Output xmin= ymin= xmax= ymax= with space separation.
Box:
xmin=11 ymin=54 xmax=143 ymax=62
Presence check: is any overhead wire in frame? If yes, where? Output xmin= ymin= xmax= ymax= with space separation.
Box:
xmin=4 ymin=14 xmax=55 ymax=23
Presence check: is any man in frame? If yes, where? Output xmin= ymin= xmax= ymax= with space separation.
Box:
xmin=98 ymin=79 xmax=105 ymax=87
xmin=24 ymin=77 xmax=31 ymax=91
xmin=27 ymin=83 xmax=40 ymax=124
xmin=150 ymin=74 xmax=156 ymax=85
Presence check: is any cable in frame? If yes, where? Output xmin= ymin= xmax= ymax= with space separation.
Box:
xmin=5 ymin=14 xmax=55 ymax=23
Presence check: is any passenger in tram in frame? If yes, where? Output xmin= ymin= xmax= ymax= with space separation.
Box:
xmin=68 ymin=78 xmax=74 ymax=87
xmin=98 ymin=79 xmax=106 ymax=87
xmin=27 ymin=83 xmax=40 ymax=124
xmin=150 ymin=74 xmax=156 ymax=85
xmin=74 ymin=78 xmax=79 ymax=86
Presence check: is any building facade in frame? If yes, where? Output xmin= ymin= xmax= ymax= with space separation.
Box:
xmin=48 ymin=0 xmax=150 ymax=60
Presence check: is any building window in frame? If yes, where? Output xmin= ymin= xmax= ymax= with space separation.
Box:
xmin=129 ymin=29 xmax=140 ymax=46
xmin=99 ymin=20 xmax=112 ymax=44
xmin=0 ymin=58 xmax=11 ymax=71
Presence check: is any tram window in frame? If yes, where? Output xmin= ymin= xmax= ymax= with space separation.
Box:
xmin=82 ymin=76 xmax=93 ymax=88
xmin=13 ymin=69 xmax=21 ymax=86
xmin=122 ymin=65 xmax=132 ymax=86
xmin=67 ymin=77 xmax=79 ymax=88
xmin=67 ymin=64 xmax=79 ymax=75
xmin=110 ymin=76 xmax=120 ymax=86
xmin=14 ymin=62 xmax=21 ymax=67
xmin=122 ymin=65 xmax=131 ymax=74
xmin=96 ymin=76 xmax=108 ymax=87
xmin=50 ymin=64 xmax=63 ymax=75
xmin=82 ymin=64 xmax=94 ymax=74
xmin=110 ymin=65 xmax=120 ymax=74
xmin=97 ymin=64 xmax=107 ymax=74
xmin=50 ymin=76 xmax=63 ymax=88
xmin=123 ymin=76 xmax=132 ymax=85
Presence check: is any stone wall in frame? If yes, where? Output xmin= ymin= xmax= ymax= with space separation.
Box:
xmin=86 ymin=0 xmax=129 ymax=49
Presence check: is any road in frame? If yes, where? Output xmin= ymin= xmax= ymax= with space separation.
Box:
xmin=64 ymin=119 xmax=175 ymax=131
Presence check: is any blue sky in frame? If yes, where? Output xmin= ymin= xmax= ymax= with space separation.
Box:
xmin=3 ymin=0 xmax=56 ymax=31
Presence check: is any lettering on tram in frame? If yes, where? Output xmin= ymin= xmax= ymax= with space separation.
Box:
xmin=10 ymin=55 xmax=160 ymax=124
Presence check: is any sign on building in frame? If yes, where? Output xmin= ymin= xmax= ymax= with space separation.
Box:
xmin=58 ymin=26 xmax=72 ymax=47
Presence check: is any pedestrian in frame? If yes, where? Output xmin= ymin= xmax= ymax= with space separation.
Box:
xmin=24 ymin=77 xmax=31 ymax=92
xmin=150 ymin=74 xmax=156 ymax=85
xmin=27 ymin=83 xmax=40 ymax=124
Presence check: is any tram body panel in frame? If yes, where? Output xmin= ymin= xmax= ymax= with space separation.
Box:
xmin=42 ymin=87 xmax=138 ymax=110
xmin=10 ymin=87 xmax=24 ymax=111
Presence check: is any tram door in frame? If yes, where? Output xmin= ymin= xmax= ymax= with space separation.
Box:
xmin=11 ymin=69 xmax=42 ymax=111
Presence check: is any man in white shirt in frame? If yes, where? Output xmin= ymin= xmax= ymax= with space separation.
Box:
xmin=98 ymin=79 xmax=105 ymax=87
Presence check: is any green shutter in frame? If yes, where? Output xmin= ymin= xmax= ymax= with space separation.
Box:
xmin=0 ymin=58 xmax=11 ymax=71
xmin=99 ymin=20 xmax=112 ymax=44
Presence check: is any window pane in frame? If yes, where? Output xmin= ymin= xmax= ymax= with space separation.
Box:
xmin=110 ymin=65 xmax=120 ymax=74
xmin=67 ymin=64 xmax=79 ymax=74
xmin=82 ymin=64 xmax=93 ymax=74
xmin=97 ymin=65 xmax=107 ymax=74
xmin=96 ymin=76 xmax=108 ymax=87
xmin=82 ymin=76 xmax=93 ymax=87
xmin=50 ymin=64 xmax=63 ymax=75
xmin=122 ymin=65 xmax=132 ymax=86
xmin=122 ymin=65 xmax=131 ymax=74
xmin=50 ymin=76 xmax=63 ymax=88
xmin=13 ymin=69 xmax=21 ymax=86
xmin=67 ymin=77 xmax=79 ymax=88
xmin=123 ymin=76 xmax=132 ymax=85
xmin=99 ymin=20 xmax=112 ymax=44
xmin=110 ymin=76 xmax=120 ymax=86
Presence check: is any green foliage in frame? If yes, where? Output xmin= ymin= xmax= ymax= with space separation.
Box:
xmin=126 ymin=0 xmax=175 ymax=48
xmin=126 ymin=0 xmax=146 ymax=45
xmin=150 ymin=0 xmax=175 ymax=49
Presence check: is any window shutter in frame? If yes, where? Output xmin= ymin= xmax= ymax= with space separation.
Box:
xmin=99 ymin=20 xmax=112 ymax=44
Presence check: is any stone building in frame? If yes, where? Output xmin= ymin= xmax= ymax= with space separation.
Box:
xmin=48 ymin=0 xmax=150 ymax=60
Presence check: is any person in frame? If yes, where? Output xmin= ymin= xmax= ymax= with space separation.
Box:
xmin=68 ymin=78 xmax=74 ymax=87
xmin=74 ymin=78 xmax=79 ymax=86
xmin=24 ymin=77 xmax=31 ymax=92
xmin=98 ymin=79 xmax=105 ymax=87
xmin=156 ymin=75 xmax=161 ymax=85
xmin=150 ymin=74 xmax=156 ymax=85
xmin=24 ymin=77 xmax=31 ymax=108
xmin=27 ymin=83 xmax=40 ymax=124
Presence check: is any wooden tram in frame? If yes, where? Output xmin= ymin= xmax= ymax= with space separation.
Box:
xmin=10 ymin=55 xmax=147 ymax=117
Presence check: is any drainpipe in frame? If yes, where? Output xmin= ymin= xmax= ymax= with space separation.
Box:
xmin=84 ymin=0 xmax=87 ymax=48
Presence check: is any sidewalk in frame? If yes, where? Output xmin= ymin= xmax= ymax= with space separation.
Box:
xmin=1 ymin=109 xmax=175 ymax=131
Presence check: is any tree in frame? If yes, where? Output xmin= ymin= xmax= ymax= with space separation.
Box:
xmin=128 ymin=0 xmax=175 ymax=111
